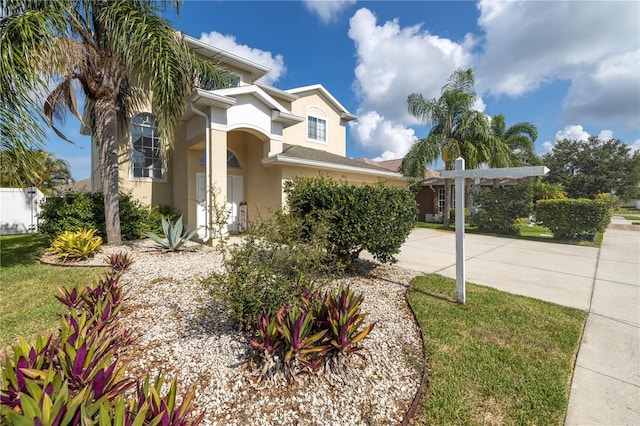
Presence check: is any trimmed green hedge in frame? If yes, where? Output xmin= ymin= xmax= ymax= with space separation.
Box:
xmin=535 ymin=198 xmax=611 ymax=240
xmin=471 ymin=182 xmax=533 ymax=235
xmin=38 ymin=191 xmax=178 ymax=243
xmin=284 ymin=176 xmax=417 ymax=265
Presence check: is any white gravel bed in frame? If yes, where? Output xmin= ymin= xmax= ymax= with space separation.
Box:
xmin=77 ymin=240 xmax=424 ymax=425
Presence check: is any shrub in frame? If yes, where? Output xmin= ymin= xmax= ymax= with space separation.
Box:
xmin=284 ymin=176 xmax=417 ymax=265
xmin=46 ymin=228 xmax=103 ymax=261
xmin=470 ymin=182 xmax=533 ymax=234
xmin=202 ymin=211 xmax=338 ymax=329
xmin=39 ymin=191 xmax=154 ymax=243
xmin=535 ymin=198 xmax=612 ymax=240
xmin=145 ymin=204 xmax=181 ymax=235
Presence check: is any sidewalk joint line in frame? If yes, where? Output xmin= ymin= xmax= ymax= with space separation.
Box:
xmin=575 ymin=365 xmax=640 ymax=388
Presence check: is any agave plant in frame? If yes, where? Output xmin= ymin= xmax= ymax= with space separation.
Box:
xmin=145 ymin=216 xmax=200 ymax=252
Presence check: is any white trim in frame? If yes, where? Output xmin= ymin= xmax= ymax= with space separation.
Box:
xmin=184 ymin=35 xmax=270 ymax=81
xmin=306 ymin=113 xmax=328 ymax=145
xmin=261 ymin=155 xmax=405 ymax=179
xmin=213 ymin=85 xmax=290 ymax=113
xmin=286 ymin=84 xmax=357 ymax=121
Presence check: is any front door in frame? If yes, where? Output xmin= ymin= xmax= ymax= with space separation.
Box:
xmin=227 ymin=175 xmax=243 ymax=233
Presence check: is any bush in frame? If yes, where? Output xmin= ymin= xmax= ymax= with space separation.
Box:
xmin=535 ymin=198 xmax=612 ymax=240
xmin=202 ymin=211 xmax=339 ymax=329
xmin=46 ymin=228 xmax=103 ymax=261
xmin=39 ymin=191 xmax=162 ymax=243
xmin=284 ymin=176 xmax=417 ymax=265
xmin=145 ymin=204 xmax=181 ymax=235
xmin=470 ymin=182 xmax=533 ymax=234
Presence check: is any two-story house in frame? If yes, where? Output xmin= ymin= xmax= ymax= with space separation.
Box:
xmin=87 ymin=35 xmax=406 ymax=238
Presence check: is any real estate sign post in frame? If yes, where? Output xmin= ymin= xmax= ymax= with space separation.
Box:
xmin=441 ymin=158 xmax=549 ymax=304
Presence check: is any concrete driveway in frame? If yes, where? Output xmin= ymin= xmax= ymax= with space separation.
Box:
xmin=366 ymin=217 xmax=639 ymax=425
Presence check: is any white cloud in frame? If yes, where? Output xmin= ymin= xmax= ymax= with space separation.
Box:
xmin=475 ymin=0 xmax=639 ymax=133
xmin=630 ymin=140 xmax=640 ymax=153
xmin=349 ymin=110 xmax=417 ymax=160
xmin=555 ymin=124 xmax=590 ymax=142
xmin=563 ymin=50 xmax=640 ymax=128
xmin=598 ymin=129 xmax=614 ymax=141
xmin=347 ymin=8 xmax=474 ymax=158
xmin=198 ymin=32 xmax=286 ymax=85
xmin=541 ymin=141 xmax=555 ymax=154
xmin=303 ymin=0 xmax=356 ymax=24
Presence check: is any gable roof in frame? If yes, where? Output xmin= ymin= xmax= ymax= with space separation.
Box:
xmin=262 ymin=144 xmax=405 ymax=179
xmin=184 ymin=35 xmax=271 ymax=82
xmin=286 ymin=84 xmax=357 ymax=121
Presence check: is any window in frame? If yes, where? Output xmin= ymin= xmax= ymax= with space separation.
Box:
xmin=437 ymin=188 xmax=445 ymax=214
xmin=131 ymin=113 xmax=164 ymax=179
xmin=199 ymin=150 xmax=241 ymax=168
xmin=198 ymin=73 xmax=240 ymax=90
xmin=307 ymin=116 xmax=327 ymax=142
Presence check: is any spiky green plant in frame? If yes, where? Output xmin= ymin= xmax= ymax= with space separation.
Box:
xmin=47 ymin=228 xmax=103 ymax=261
xmin=145 ymin=216 xmax=200 ymax=252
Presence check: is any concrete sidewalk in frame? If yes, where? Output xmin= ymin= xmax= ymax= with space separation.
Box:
xmin=368 ymin=217 xmax=639 ymax=424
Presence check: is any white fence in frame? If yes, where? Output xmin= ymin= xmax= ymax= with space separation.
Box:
xmin=0 ymin=187 xmax=45 ymax=235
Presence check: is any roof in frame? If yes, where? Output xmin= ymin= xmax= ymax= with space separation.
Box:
xmin=262 ymin=144 xmax=405 ymax=179
xmin=184 ymin=35 xmax=271 ymax=81
xmin=286 ymin=84 xmax=357 ymax=121
xmin=51 ymin=177 xmax=92 ymax=195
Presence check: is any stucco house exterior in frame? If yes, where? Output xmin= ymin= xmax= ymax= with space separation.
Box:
xmin=86 ymin=35 xmax=406 ymax=237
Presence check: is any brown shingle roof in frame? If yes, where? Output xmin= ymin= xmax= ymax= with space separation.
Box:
xmin=278 ymin=144 xmax=400 ymax=174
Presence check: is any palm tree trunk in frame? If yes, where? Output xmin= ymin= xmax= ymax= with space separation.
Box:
xmin=94 ymin=97 xmax=122 ymax=245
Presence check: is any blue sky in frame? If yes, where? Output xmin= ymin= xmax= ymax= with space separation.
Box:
xmin=46 ymin=0 xmax=640 ymax=179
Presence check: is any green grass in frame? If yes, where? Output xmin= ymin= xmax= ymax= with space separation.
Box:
xmin=408 ymin=274 xmax=586 ymax=425
xmin=616 ymin=207 xmax=640 ymax=215
xmin=0 ymin=234 xmax=103 ymax=350
xmin=414 ymin=221 xmax=602 ymax=247
xmin=622 ymin=215 xmax=640 ymax=221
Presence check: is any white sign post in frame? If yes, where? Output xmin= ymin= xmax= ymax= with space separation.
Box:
xmin=440 ymin=158 xmax=549 ymax=304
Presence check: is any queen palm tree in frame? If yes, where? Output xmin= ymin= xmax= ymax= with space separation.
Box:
xmin=401 ymin=68 xmax=508 ymax=226
xmin=490 ymin=114 xmax=539 ymax=167
xmin=0 ymin=0 xmax=227 ymax=244
xmin=0 ymin=147 xmax=72 ymax=193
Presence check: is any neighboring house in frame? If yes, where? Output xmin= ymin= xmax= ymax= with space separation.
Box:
xmin=85 ymin=35 xmax=406 ymax=236
xmin=369 ymin=159 xmax=524 ymax=222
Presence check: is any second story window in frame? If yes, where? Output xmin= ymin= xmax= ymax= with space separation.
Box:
xmin=131 ymin=113 xmax=164 ymax=179
xmin=307 ymin=116 xmax=327 ymax=142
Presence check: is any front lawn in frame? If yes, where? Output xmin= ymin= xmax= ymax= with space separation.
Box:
xmin=0 ymin=234 xmax=103 ymax=350
xmin=415 ymin=221 xmax=602 ymax=246
xmin=408 ymin=274 xmax=586 ymax=425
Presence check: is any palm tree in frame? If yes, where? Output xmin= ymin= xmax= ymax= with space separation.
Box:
xmin=0 ymin=147 xmax=72 ymax=193
xmin=490 ymin=114 xmax=540 ymax=167
xmin=401 ymin=68 xmax=509 ymax=226
xmin=1 ymin=1 xmax=227 ymax=244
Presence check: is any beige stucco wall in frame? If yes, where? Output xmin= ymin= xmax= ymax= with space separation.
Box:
xmin=285 ymin=92 xmax=347 ymax=156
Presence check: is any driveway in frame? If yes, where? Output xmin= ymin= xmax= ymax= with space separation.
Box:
xmin=364 ymin=217 xmax=639 ymax=425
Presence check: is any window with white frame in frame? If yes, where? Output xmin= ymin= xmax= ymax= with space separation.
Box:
xmin=437 ymin=188 xmax=445 ymax=214
xmin=307 ymin=116 xmax=327 ymax=142
xmin=131 ymin=113 xmax=164 ymax=179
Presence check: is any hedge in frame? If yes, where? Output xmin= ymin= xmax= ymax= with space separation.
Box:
xmin=535 ymin=198 xmax=612 ymax=240
xmin=470 ymin=182 xmax=533 ymax=235
xmin=284 ymin=176 xmax=417 ymax=265
xmin=38 ymin=191 xmax=178 ymax=243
